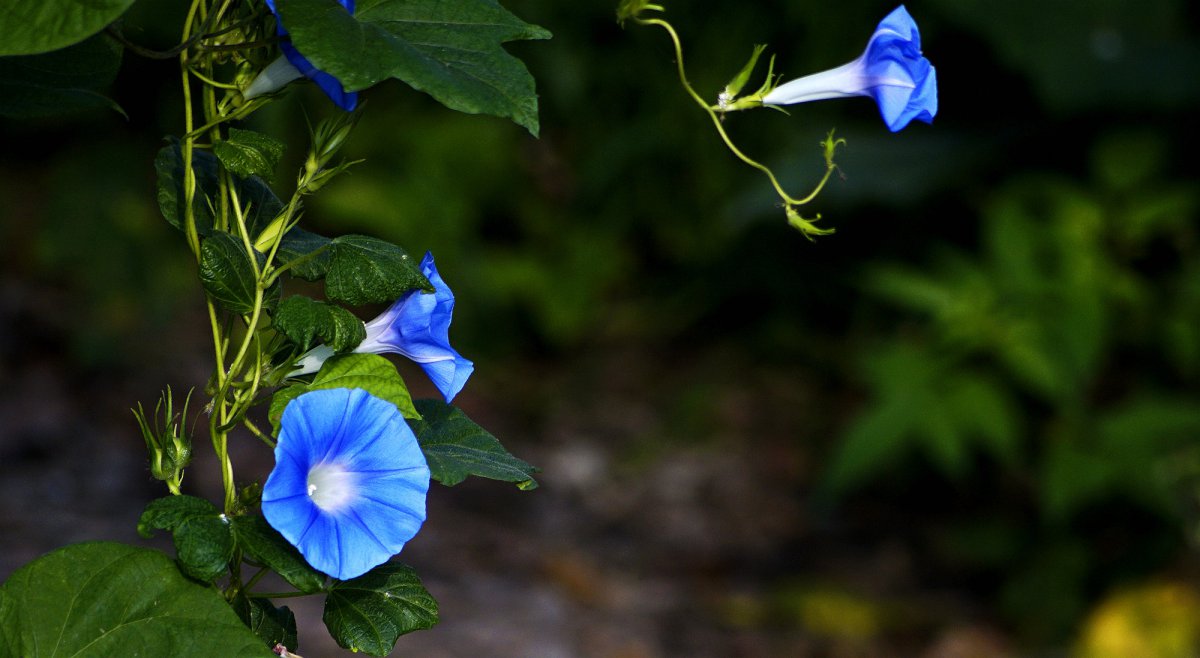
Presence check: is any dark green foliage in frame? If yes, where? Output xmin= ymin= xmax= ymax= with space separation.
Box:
xmin=0 ymin=543 xmax=275 ymax=657
xmin=214 ymin=128 xmax=285 ymax=182
xmin=155 ymin=141 xmax=285 ymax=238
xmin=273 ymin=295 xmax=366 ymax=351
xmin=0 ymin=35 xmax=123 ymax=118
xmin=322 ymin=563 xmax=438 ymax=656
xmin=270 ymin=354 xmax=420 ymax=432
xmin=410 ymin=398 xmax=539 ymax=489
xmin=199 ymin=232 xmax=280 ymax=315
xmin=233 ymin=595 xmax=298 ymax=651
xmin=231 ymin=516 xmax=327 ymax=594
xmin=325 ymin=235 xmax=433 ymax=305
xmin=138 ymin=495 xmax=235 ymax=582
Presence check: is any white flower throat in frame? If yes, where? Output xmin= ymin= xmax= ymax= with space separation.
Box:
xmin=306 ymin=462 xmax=357 ymax=512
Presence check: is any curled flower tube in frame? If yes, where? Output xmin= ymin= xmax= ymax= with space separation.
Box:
xmin=243 ymin=0 xmax=358 ymax=110
xmin=291 ymin=252 xmax=475 ymax=403
xmin=262 ymin=388 xmax=430 ymax=580
xmin=762 ymin=5 xmax=937 ymax=132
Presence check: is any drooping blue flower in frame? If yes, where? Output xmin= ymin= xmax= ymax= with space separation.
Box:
xmin=762 ymin=5 xmax=937 ymax=132
xmin=291 ymin=252 xmax=475 ymax=403
xmin=262 ymin=388 xmax=430 ymax=580
xmin=250 ymin=0 xmax=357 ymax=111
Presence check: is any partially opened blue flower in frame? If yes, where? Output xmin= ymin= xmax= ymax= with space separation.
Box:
xmin=245 ymin=0 xmax=357 ymax=110
xmin=762 ymin=5 xmax=937 ymax=131
xmin=262 ymin=388 xmax=429 ymax=580
xmin=291 ymin=252 xmax=475 ymax=402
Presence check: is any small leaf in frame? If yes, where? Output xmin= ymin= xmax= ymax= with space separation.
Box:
xmin=0 ymin=542 xmax=275 ymax=658
xmin=200 ymin=232 xmax=262 ymax=315
xmin=274 ymin=295 xmax=366 ymax=352
xmin=277 ymin=227 xmax=332 ymax=281
xmin=322 ymin=563 xmax=438 ymax=656
xmin=232 ymin=515 xmax=326 ymax=594
xmin=409 ymin=398 xmax=539 ymax=489
xmin=0 ymin=0 xmax=137 ymax=56
xmin=0 ymin=34 xmax=123 ymax=118
xmin=213 ymin=128 xmax=285 ymax=182
xmin=275 ymin=0 xmax=550 ymax=135
xmin=310 ymin=354 xmax=420 ymax=419
xmin=233 ymin=594 xmax=298 ymax=651
xmin=138 ymin=495 xmax=234 ymax=582
xmin=326 ymin=235 xmax=432 ymax=306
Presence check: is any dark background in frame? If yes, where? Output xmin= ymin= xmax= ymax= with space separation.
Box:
xmin=3 ymin=0 xmax=1200 ymax=655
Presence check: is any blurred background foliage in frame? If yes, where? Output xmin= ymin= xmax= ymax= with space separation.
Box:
xmin=3 ymin=0 xmax=1200 ymax=654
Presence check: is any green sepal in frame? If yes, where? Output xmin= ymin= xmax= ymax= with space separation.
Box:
xmin=322 ymin=563 xmax=438 ymax=656
xmin=409 ymin=399 xmax=539 ymax=489
xmin=155 ymin=140 xmax=285 ymax=239
xmin=199 ymin=232 xmax=281 ymax=315
xmin=721 ymin=44 xmax=766 ymax=103
xmin=231 ymin=515 xmax=327 ymax=594
xmin=213 ymin=128 xmax=285 ymax=182
xmin=326 ymin=234 xmax=432 ymax=306
xmin=0 ymin=34 xmax=124 ymax=118
xmin=0 ymin=0 xmax=136 ymax=56
xmin=274 ymin=295 xmax=366 ymax=352
xmin=273 ymin=0 xmax=550 ymax=135
xmin=137 ymin=495 xmax=235 ymax=583
xmin=270 ymin=354 xmax=421 ymax=433
xmin=0 ymin=542 xmax=275 ymax=658
xmin=232 ymin=593 xmax=298 ymax=651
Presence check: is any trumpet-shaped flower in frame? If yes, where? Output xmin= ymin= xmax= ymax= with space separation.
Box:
xmin=291 ymin=252 xmax=475 ymax=403
xmin=762 ymin=5 xmax=937 ymax=132
xmin=244 ymin=0 xmax=357 ymax=111
xmin=262 ymin=388 xmax=430 ymax=580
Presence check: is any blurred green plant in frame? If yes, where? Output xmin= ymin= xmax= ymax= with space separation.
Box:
xmin=823 ymin=130 xmax=1200 ymax=640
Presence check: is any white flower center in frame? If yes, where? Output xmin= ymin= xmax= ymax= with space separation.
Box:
xmin=306 ymin=462 xmax=357 ymax=512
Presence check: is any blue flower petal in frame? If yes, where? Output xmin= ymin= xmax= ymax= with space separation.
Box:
xmin=262 ymin=388 xmax=430 ymax=580
xmin=264 ymin=0 xmax=357 ymax=111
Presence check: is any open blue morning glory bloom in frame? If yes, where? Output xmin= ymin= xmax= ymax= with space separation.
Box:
xmin=246 ymin=0 xmax=357 ymax=110
xmin=762 ymin=5 xmax=937 ymax=131
xmin=262 ymin=388 xmax=430 ymax=580
xmin=291 ymin=252 xmax=475 ymax=403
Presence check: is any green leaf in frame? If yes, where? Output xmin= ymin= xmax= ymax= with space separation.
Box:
xmin=213 ymin=128 xmax=285 ymax=182
xmin=326 ymin=235 xmax=432 ymax=306
xmin=322 ymin=563 xmax=438 ymax=656
xmin=233 ymin=594 xmax=298 ymax=651
xmin=310 ymin=354 xmax=420 ymax=419
xmin=0 ymin=0 xmax=137 ymax=56
xmin=277 ymin=227 xmax=332 ymax=281
xmin=0 ymin=542 xmax=274 ymax=657
xmin=275 ymin=0 xmax=550 ymax=135
xmin=274 ymin=295 xmax=366 ymax=352
xmin=409 ymin=399 xmax=539 ymax=489
xmin=231 ymin=515 xmax=326 ymax=594
xmin=270 ymin=355 xmax=420 ymax=433
xmin=138 ymin=495 xmax=234 ymax=582
xmin=0 ymin=34 xmax=123 ymax=118
xmin=155 ymin=140 xmax=285 ymax=238
xmin=200 ymin=232 xmax=262 ymax=315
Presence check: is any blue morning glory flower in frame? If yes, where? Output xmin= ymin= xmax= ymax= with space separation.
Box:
xmin=762 ymin=5 xmax=937 ymax=131
xmin=255 ymin=0 xmax=358 ymax=111
xmin=291 ymin=252 xmax=475 ymax=403
xmin=262 ymin=388 xmax=430 ymax=580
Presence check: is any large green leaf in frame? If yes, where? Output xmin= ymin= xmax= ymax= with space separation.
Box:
xmin=274 ymin=0 xmax=550 ymax=135
xmin=155 ymin=141 xmax=285 ymax=238
xmin=231 ymin=515 xmax=326 ymax=595
xmin=409 ymin=398 xmax=539 ymax=489
xmin=325 ymin=235 xmax=432 ymax=306
xmin=322 ymin=563 xmax=438 ymax=656
xmin=276 ymin=227 xmax=332 ymax=281
xmin=0 ymin=34 xmax=123 ymax=118
xmin=0 ymin=542 xmax=274 ymax=657
xmin=0 ymin=0 xmax=136 ymax=56
xmin=274 ymin=295 xmax=366 ymax=352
